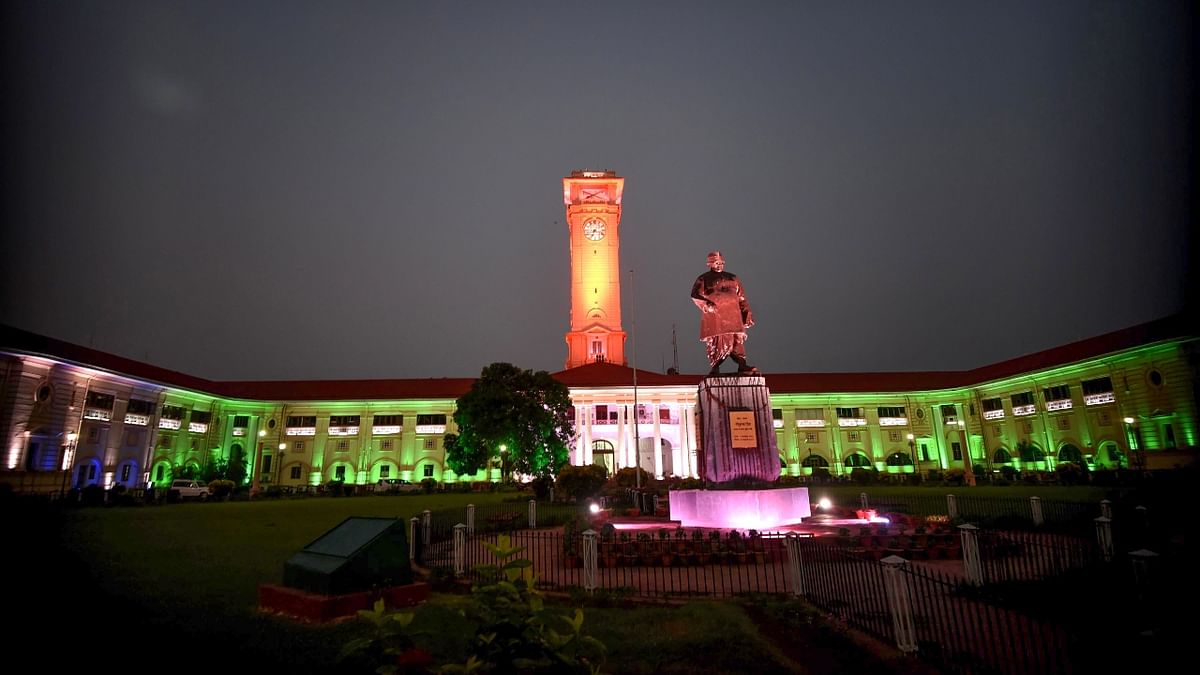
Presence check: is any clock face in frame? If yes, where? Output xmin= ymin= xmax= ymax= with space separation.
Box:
xmin=583 ymin=218 xmax=606 ymax=241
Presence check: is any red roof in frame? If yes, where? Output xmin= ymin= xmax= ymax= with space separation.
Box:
xmin=1 ymin=314 xmax=1192 ymax=400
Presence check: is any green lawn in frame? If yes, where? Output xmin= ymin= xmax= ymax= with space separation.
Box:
xmin=10 ymin=492 xmax=925 ymax=673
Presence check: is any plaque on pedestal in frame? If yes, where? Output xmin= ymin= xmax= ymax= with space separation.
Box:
xmin=697 ymin=375 xmax=780 ymax=483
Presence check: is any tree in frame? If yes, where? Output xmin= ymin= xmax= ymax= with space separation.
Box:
xmin=444 ymin=363 xmax=573 ymax=479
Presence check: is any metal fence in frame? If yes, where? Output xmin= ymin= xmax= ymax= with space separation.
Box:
xmin=410 ymin=494 xmax=1180 ymax=675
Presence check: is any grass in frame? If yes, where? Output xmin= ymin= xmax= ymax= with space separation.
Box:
xmin=8 ymin=491 xmax=930 ymax=673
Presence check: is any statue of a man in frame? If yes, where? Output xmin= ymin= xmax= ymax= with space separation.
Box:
xmin=691 ymin=251 xmax=757 ymax=376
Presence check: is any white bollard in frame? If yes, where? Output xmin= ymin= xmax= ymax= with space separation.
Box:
xmin=1094 ymin=517 xmax=1113 ymax=563
xmin=1030 ymin=496 xmax=1044 ymax=526
xmin=784 ymin=534 xmax=805 ymax=597
xmin=947 ymin=494 xmax=958 ymax=520
xmin=467 ymin=503 xmax=476 ymax=535
xmin=880 ymin=555 xmax=918 ymax=653
xmin=529 ymin=499 xmax=537 ymax=529
xmin=423 ymin=509 xmax=432 ymax=549
xmin=1099 ymin=499 xmax=1112 ymax=520
xmin=582 ymin=529 xmax=598 ymax=593
xmin=409 ymin=516 xmax=419 ymax=562
xmin=860 ymin=492 xmax=869 ymax=510
xmin=454 ymin=523 xmax=467 ymax=577
xmin=959 ymin=524 xmax=983 ymax=586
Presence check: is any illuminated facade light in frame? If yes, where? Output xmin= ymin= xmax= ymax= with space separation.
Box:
xmin=415 ymin=424 xmax=446 ymax=434
xmin=1085 ymin=393 xmax=1115 ymax=406
xmin=1012 ymin=404 xmax=1036 ymax=417
xmin=1046 ymin=399 xmax=1073 ymax=411
xmin=983 ymin=410 xmax=1005 ymax=420
xmin=84 ymin=409 xmax=112 ymax=422
xmin=328 ymin=426 xmax=360 ymax=436
xmin=123 ymin=413 xmax=149 ymax=426
xmin=878 ymin=417 xmax=908 ymax=427
xmin=158 ymin=418 xmax=181 ymax=430
xmin=188 ymin=422 xmax=208 ymax=433
xmin=372 ymin=425 xmax=402 ymax=435
xmin=286 ymin=427 xmax=316 ymax=436
xmin=232 ymin=428 xmax=246 ymax=436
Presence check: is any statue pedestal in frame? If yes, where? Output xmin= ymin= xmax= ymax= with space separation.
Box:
xmin=697 ymin=375 xmax=780 ymax=483
xmin=671 ymin=376 xmax=809 ymax=530
xmin=669 ymin=487 xmax=811 ymax=530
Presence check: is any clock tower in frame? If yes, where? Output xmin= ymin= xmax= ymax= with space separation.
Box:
xmin=563 ymin=170 xmax=627 ymax=369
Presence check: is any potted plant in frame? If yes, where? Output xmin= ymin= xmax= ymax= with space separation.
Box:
xmin=707 ymin=530 xmax=723 ymax=564
xmin=636 ymin=532 xmax=655 ymax=566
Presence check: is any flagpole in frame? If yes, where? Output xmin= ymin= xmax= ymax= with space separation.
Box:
xmin=631 ymin=269 xmax=640 ymax=491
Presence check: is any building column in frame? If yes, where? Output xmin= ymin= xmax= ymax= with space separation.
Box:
xmin=615 ymin=404 xmax=627 ymax=469
xmin=652 ymin=405 xmax=663 ymax=479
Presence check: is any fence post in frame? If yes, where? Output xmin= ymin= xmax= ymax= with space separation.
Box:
xmin=959 ymin=524 xmax=983 ymax=586
xmin=1099 ymin=499 xmax=1112 ymax=520
xmin=1129 ymin=548 xmax=1159 ymax=634
xmin=582 ymin=529 xmax=598 ymax=594
xmin=410 ymin=516 xmax=419 ymax=563
xmin=784 ymin=534 xmax=805 ymax=597
xmin=880 ymin=555 xmax=918 ymax=654
xmin=1030 ymin=496 xmax=1044 ymax=526
xmin=946 ymin=494 xmax=958 ymax=520
xmin=653 ymin=494 xmax=660 ymax=515
xmin=1094 ymin=516 xmax=1113 ymax=562
xmin=453 ymin=523 xmax=467 ymax=577
xmin=423 ymin=509 xmax=432 ymax=550
xmin=467 ymin=503 xmax=476 ymax=535
xmin=860 ymin=492 xmax=869 ymax=510
xmin=549 ymin=487 xmax=554 ymax=503
xmin=528 ymin=499 xmax=537 ymax=529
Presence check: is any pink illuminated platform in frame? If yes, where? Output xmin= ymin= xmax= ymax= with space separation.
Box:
xmin=668 ymin=487 xmax=811 ymax=530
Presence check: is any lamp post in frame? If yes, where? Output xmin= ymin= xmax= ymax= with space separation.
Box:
xmin=277 ymin=442 xmax=286 ymax=485
xmin=1123 ymin=417 xmax=1143 ymax=471
xmin=60 ymin=432 xmax=78 ymax=496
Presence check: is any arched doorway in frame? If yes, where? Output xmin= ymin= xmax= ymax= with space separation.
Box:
xmin=1058 ymin=444 xmax=1083 ymax=465
xmin=116 ymin=459 xmax=140 ymax=487
xmin=592 ymin=440 xmax=615 ymax=476
xmin=885 ymin=452 xmax=914 ymax=473
xmin=992 ymin=448 xmax=1011 ymax=464
xmin=1097 ymin=442 xmax=1125 ymax=469
xmin=75 ymin=458 xmax=101 ymax=487
xmin=844 ymin=453 xmax=871 ymax=469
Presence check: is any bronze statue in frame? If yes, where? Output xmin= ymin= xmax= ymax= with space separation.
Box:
xmin=691 ymin=251 xmax=757 ymax=376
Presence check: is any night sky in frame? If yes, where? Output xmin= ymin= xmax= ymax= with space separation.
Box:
xmin=2 ymin=1 xmax=1194 ymax=382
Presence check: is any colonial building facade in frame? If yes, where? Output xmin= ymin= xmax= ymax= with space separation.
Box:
xmin=2 ymin=170 xmax=1195 ymax=492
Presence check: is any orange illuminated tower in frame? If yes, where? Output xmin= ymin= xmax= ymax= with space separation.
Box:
xmin=563 ymin=170 xmax=627 ymax=368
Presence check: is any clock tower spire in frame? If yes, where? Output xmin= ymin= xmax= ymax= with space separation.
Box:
xmin=563 ymin=169 xmax=627 ymax=369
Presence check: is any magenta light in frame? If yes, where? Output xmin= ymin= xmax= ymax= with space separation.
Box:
xmin=669 ymin=487 xmax=811 ymax=530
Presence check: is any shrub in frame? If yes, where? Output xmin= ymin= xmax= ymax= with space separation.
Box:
xmin=555 ymin=464 xmax=608 ymax=501
xmin=945 ymin=468 xmax=966 ymax=486
xmin=608 ymin=467 xmax=652 ymax=489
xmin=1055 ymin=461 xmax=1086 ymax=485
xmin=850 ymin=467 xmax=878 ymax=485
xmin=208 ymin=479 xmax=236 ymax=500
xmin=420 ymin=478 xmax=437 ymax=494
xmin=530 ymin=474 xmax=555 ymax=500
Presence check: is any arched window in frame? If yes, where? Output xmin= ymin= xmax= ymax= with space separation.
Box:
xmin=886 ymin=452 xmax=913 ymax=467
xmin=992 ymin=448 xmax=1012 ymax=464
xmin=844 ymin=453 xmax=871 ymax=468
xmin=1018 ymin=443 xmax=1044 ymax=462
xmin=592 ymin=440 xmax=615 ymax=475
xmin=1058 ymin=444 xmax=1083 ymax=464
xmin=801 ymin=455 xmax=829 ymax=468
